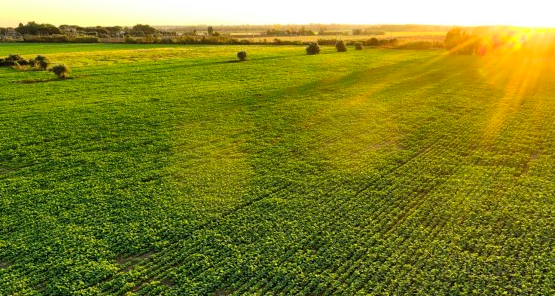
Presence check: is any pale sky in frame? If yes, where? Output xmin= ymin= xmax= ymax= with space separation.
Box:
xmin=0 ymin=0 xmax=553 ymax=28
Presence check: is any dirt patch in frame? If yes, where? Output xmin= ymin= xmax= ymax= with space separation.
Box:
xmin=162 ymin=279 xmax=174 ymax=287
xmin=0 ymin=167 xmax=16 ymax=174
xmin=215 ymin=289 xmax=231 ymax=296
xmin=116 ymin=250 xmax=155 ymax=272
xmin=14 ymin=77 xmax=73 ymax=84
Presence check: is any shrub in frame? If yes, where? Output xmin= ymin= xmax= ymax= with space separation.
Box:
xmin=306 ymin=42 xmax=320 ymax=55
xmin=367 ymin=38 xmax=380 ymax=46
xmin=23 ymin=35 xmax=70 ymax=43
xmin=335 ymin=40 xmax=347 ymax=52
xmin=0 ymin=59 xmax=15 ymax=66
xmin=71 ymin=37 xmax=100 ymax=43
xmin=7 ymin=54 xmax=23 ymax=61
xmin=34 ymin=55 xmax=49 ymax=70
xmin=354 ymin=42 xmax=363 ymax=50
xmin=1 ymin=55 xmax=24 ymax=67
xmin=317 ymin=39 xmax=337 ymax=46
xmin=50 ymin=64 xmax=70 ymax=79
xmin=237 ymin=51 xmax=247 ymax=61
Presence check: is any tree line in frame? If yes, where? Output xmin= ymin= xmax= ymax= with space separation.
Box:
xmin=0 ymin=22 xmax=177 ymax=38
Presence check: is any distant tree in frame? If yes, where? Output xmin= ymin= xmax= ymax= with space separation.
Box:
xmin=445 ymin=28 xmax=479 ymax=55
xmin=335 ymin=40 xmax=347 ymax=52
xmin=237 ymin=51 xmax=247 ymax=61
xmin=306 ymin=42 xmax=321 ymax=55
xmin=354 ymin=42 xmax=363 ymax=50
xmin=444 ymin=28 xmax=463 ymax=51
xmin=208 ymin=26 xmax=214 ymax=35
xmin=50 ymin=64 xmax=70 ymax=78
xmin=15 ymin=21 xmax=61 ymax=35
xmin=131 ymin=24 xmax=156 ymax=36
xmin=368 ymin=38 xmax=379 ymax=46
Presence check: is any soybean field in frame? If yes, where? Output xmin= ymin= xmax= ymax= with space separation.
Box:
xmin=1 ymin=43 xmax=555 ymax=295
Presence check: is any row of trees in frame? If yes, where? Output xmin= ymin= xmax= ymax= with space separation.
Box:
xmin=266 ymin=27 xmax=317 ymax=36
xmin=14 ymin=22 xmax=61 ymax=35
xmin=1 ymin=22 xmax=177 ymax=38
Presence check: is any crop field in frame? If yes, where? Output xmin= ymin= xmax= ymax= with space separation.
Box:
xmin=1 ymin=43 xmax=555 ymax=295
xmin=241 ymin=32 xmax=447 ymax=43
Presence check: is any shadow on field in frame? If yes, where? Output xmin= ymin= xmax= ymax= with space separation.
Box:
xmin=13 ymin=77 xmax=74 ymax=84
xmin=217 ymin=53 xmax=307 ymax=64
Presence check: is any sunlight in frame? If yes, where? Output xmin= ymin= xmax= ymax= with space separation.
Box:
xmin=477 ymin=28 xmax=553 ymax=142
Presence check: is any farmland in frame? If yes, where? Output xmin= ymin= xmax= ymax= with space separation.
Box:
xmin=1 ymin=43 xmax=555 ymax=295
xmin=240 ymin=32 xmax=446 ymax=44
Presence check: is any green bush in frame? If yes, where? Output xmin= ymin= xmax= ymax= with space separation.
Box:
xmin=1 ymin=54 xmax=25 ymax=67
xmin=50 ymin=64 xmax=70 ymax=79
xmin=7 ymin=54 xmax=23 ymax=61
xmin=0 ymin=58 xmax=15 ymax=67
xmin=335 ymin=40 xmax=347 ymax=52
xmin=237 ymin=51 xmax=247 ymax=61
xmin=34 ymin=55 xmax=49 ymax=70
xmin=354 ymin=42 xmax=363 ymax=50
xmin=367 ymin=38 xmax=380 ymax=46
xmin=306 ymin=43 xmax=321 ymax=55
xmin=72 ymin=37 xmax=100 ymax=43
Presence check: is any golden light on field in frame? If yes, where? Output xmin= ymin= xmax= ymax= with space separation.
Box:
xmin=0 ymin=0 xmax=554 ymax=27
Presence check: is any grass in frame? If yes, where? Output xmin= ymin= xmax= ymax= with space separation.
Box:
xmin=1 ymin=43 xmax=555 ymax=295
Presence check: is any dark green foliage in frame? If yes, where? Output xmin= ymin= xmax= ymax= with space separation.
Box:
xmin=15 ymin=21 xmax=62 ymax=35
xmin=354 ymin=42 xmax=363 ymax=50
xmin=306 ymin=42 xmax=320 ymax=55
xmin=16 ymin=59 xmax=29 ymax=66
xmin=237 ymin=51 xmax=247 ymax=61
xmin=72 ymin=37 xmax=100 ymax=43
xmin=0 ymin=58 xmax=14 ymax=66
xmin=21 ymin=35 xmax=100 ymax=43
xmin=34 ymin=55 xmax=49 ymax=70
xmin=49 ymin=64 xmax=70 ymax=78
xmin=397 ymin=41 xmax=433 ymax=50
xmin=131 ymin=24 xmax=157 ymax=36
xmin=317 ymin=39 xmax=338 ymax=45
xmin=7 ymin=54 xmax=23 ymax=61
xmin=335 ymin=40 xmax=347 ymax=52
xmin=367 ymin=37 xmax=380 ymax=46
xmin=23 ymin=35 xmax=69 ymax=43
xmin=0 ymin=54 xmax=24 ymax=67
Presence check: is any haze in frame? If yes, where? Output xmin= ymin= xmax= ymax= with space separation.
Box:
xmin=0 ymin=0 xmax=553 ymax=27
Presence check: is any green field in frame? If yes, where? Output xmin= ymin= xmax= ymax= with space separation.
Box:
xmin=1 ymin=43 xmax=555 ymax=295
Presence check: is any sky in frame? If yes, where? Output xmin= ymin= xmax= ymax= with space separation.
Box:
xmin=0 ymin=0 xmax=553 ymax=28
